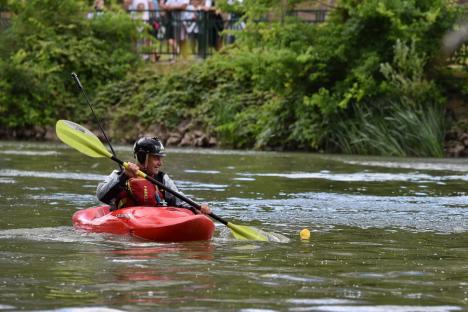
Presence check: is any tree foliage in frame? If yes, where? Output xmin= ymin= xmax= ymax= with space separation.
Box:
xmin=0 ymin=0 xmax=465 ymax=157
xmin=0 ymin=0 xmax=139 ymax=137
xmin=104 ymin=0 xmax=459 ymax=155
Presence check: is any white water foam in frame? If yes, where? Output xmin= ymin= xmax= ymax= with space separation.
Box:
xmin=223 ymin=193 xmax=468 ymax=233
xmin=0 ymin=150 xmax=60 ymax=156
xmin=0 ymin=177 xmax=15 ymax=184
xmin=292 ymin=305 xmax=462 ymax=312
xmin=342 ymin=160 xmax=468 ymax=173
xmin=52 ymin=308 xmax=125 ymax=312
xmin=238 ymin=171 xmax=468 ymax=182
xmin=185 ymin=169 xmax=221 ymax=174
xmin=28 ymin=193 xmax=97 ymax=205
xmin=0 ymin=169 xmax=106 ymax=181
xmin=176 ymin=180 xmax=228 ymax=191
xmin=0 ymin=226 xmax=86 ymax=243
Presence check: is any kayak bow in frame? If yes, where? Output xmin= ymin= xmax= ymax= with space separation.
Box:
xmin=73 ymin=205 xmax=215 ymax=242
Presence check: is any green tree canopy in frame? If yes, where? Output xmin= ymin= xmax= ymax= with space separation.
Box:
xmin=0 ymin=0 xmax=139 ymax=136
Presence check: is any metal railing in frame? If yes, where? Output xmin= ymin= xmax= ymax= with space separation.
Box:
xmin=0 ymin=8 xmax=328 ymax=62
xmin=0 ymin=11 xmax=10 ymax=32
xmin=287 ymin=9 xmax=328 ymax=23
xmin=130 ymin=9 xmax=237 ymax=62
xmin=131 ymin=9 xmax=329 ymax=62
xmin=1 ymin=7 xmax=465 ymax=65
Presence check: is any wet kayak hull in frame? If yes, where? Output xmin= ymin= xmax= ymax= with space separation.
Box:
xmin=72 ymin=205 xmax=215 ymax=242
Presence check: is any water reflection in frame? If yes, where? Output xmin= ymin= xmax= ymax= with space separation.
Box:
xmin=96 ymin=242 xmax=216 ymax=306
xmin=108 ymin=242 xmax=215 ymax=261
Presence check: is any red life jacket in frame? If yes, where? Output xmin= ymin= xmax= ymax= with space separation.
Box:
xmin=115 ymin=177 xmax=165 ymax=209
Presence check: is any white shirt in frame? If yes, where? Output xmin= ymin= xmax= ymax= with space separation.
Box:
xmin=165 ymin=0 xmax=189 ymax=7
xmin=130 ymin=0 xmax=150 ymax=21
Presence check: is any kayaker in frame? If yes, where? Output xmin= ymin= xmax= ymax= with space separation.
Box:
xmin=96 ymin=137 xmax=211 ymax=214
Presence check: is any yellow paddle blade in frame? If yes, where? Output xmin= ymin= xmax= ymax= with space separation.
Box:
xmin=227 ymin=222 xmax=268 ymax=241
xmin=55 ymin=120 xmax=112 ymax=159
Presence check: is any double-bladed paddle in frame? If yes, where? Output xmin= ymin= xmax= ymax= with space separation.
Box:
xmin=56 ymin=119 xmax=268 ymax=241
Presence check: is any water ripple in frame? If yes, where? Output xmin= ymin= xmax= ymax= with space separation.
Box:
xmin=342 ymin=160 xmax=468 ymax=173
xmin=177 ymin=180 xmax=228 ymax=191
xmin=222 ymin=193 xmax=468 ymax=233
xmin=295 ymin=305 xmax=462 ymax=312
xmin=28 ymin=193 xmax=97 ymax=205
xmin=238 ymin=172 xmax=468 ymax=182
xmin=0 ymin=169 xmax=106 ymax=181
xmin=0 ymin=226 xmax=85 ymax=243
xmin=0 ymin=150 xmax=60 ymax=156
xmin=0 ymin=178 xmax=15 ymax=184
xmin=53 ymin=308 xmax=125 ymax=312
xmin=185 ymin=169 xmax=221 ymax=174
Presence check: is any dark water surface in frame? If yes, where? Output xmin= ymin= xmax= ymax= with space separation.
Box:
xmin=0 ymin=141 xmax=467 ymax=311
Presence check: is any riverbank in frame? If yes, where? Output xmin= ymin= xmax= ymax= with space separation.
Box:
xmin=446 ymin=98 xmax=468 ymax=157
xmin=2 ymin=113 xmax=468 ymax=157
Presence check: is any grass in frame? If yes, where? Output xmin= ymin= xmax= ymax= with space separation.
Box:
xmin=331 ymin=101 xmax=445 ymax=157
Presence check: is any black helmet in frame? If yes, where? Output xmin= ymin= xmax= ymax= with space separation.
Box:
xmin=133 ymin=137 xmax=166 ymax=163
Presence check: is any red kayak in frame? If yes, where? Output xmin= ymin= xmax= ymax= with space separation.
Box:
xmin=72 ymin=205 xmax=215 ymax=242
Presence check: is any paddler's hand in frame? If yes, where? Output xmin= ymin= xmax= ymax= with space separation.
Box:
xmin=200 ymin=203 xmax=211 ymax=215
xmin=124 ymin=162 xmax=140 ymax=178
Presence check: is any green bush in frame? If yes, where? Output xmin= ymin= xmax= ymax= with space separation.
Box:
xmin=329 ymin=40 xmax=446 ymax=156
xmin=0 ymin=0 xmax=139 ymax=137
xmin=91 ymin=0 xmax=461 ymax=156
xmin=0 ymin=0 xmax=464 ymax=157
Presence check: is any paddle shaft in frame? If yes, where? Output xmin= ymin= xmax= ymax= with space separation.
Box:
xmin=110 ymin=156 xmax=229 ymax=226
xmin=71 ymin=72 xmax=118 ymax=158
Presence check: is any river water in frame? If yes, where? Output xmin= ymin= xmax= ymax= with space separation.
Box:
xmin=0 ymin=141 xmax=467 ymax=311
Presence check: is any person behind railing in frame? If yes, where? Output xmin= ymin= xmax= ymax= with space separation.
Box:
xmin=182 ymin=0 xmax=224 ymax=58
xmin=183 ymin=0 xmax=208 ymax=56
xmin=87 ymin=0 xmax=105 ymax=19
xmin=161 ymin=0 xmax=189 ymax=58
xmin=125 ymin=0 xmax=157 ymax=61
xmin=126 ymin=0 xmax=150 ymax=20
xmin=204 ymin=0 xmax=224 ymax=51
xmin=225 ymin=0 xmax=245 ymax=44
xmin=147 ymin=1 xmax=165 ymax=42
xmin=149 ymin=0 xmax=161 ymax=18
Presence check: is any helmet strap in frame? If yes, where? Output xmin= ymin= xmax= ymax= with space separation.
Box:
xmin=144 ymin=153 xmax=149 ymax=171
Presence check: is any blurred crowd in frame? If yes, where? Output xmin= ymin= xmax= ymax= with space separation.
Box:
xmin=91 ymin=0 xmax=244 ymax=62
